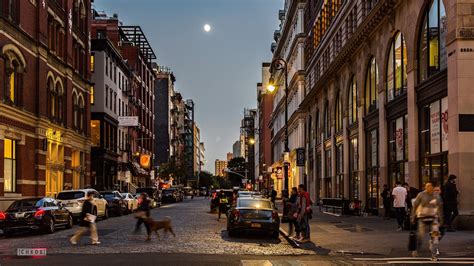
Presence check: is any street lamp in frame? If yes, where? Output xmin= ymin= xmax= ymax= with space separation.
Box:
xmin=266 ymin=57 xmax=289 ymax=194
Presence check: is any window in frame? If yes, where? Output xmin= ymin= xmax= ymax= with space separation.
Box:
xmin=91 ymin=120 xmax=101 ymax=147
xmin=315 ymin=110 xmax=321 ymax=145
xmin=335 ymin=143 xmax=343 ymax=198
xmin=348 ymin=76 xmax=358 ymax=125
xmin=3 ymin=138 xmax=16 ymax=192
xmin=78 ymin=96 xmax=85 ymax=132
xmin=0 ymin=0 xmax=20 ymax=24
xmin=105 ymin=86 xmax=108 ymax=108
xmin=114 ymin=93 xmax=117 ymax=113
xmin=90 ymin=85 xmax=95 ymax=104
xmin=90 ymin=54 xmax=95 ymax=72
xmin=349 ymin=136 xmax=359 ymax=199
xmin=105 ymin=56 xmax=108 ymax=75
xmin=73 ymin=93 xmax=78 ymax=129
xmin=364 ymin=57 xmax=379 ymax=113
xmin=56 ymin=82 xmax=64 ymax=123
xmin=335 ymin=92 xmax=342 ymax=132
xmin=324 ymin=102 xmax=330 ymax=139
xmin=419 ymin=0 xmax=447 ymax=82
xmin=48 ymin=78 xmax=56 ymax=119
xmin=388 ymin=115 xmax=408 ymax=187
xmin=387 ymin=32 xmax=407 ymax=101
xmin=3 ymin=49 xmax=25 ymax=106
xmin=324 ymin=148 xmax=332 ymax=197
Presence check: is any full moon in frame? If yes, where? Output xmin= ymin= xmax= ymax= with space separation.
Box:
xmin=204 ymin=24 xmax=211 ymax=32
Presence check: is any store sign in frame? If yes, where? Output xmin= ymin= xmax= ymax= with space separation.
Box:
xmin=45 ymin=129 xmax=62 ymax=142
xmin=118 ymin=116 xmax=139 ymax=126
xmin=441 ymin=97 xmax=448 ymax=152
xmin=140 ymin=154 xmax=151 ymax=169
xmin=430 ymin=101 xmax=441 ymax=154
xmin=396 ymin=117 xmax=404 ymax=161
xmin=276 ymin=167 xmax=283 ymax=179
xmin=296 ymin=148 xmax=305 ymax=166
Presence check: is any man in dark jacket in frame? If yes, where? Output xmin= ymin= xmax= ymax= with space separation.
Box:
xmin=70 ymin=191 xmax=100 ymax=245
xmin=135 ymin=192 xmax=151 ymax=238
xmin=443 ymin=175 xmax=459 ymax=231
xmin=381 ymin=184 xmax=391 ymax=219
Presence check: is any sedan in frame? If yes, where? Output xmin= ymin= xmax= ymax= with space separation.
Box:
xmin=0 ymin=197 xmax=73 ymax=237
xmin=227 ymin=197 xmax=280 ymax=239
xmin=100 ymin=191 xmax=128 ymax=216
xmin=122 ymin=193 xmax=138 ymax=212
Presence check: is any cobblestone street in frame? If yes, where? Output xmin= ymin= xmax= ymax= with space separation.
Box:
xmin=0 ymin=198 xmax=313 ymax=257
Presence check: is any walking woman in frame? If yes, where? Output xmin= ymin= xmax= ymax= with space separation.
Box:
xmin=70 ymin=191 xmax=100 ymax=245
xmin=287 ymin=187 xmax=300 ymax=239
xmin=135 ymin=192 xmax=151 ymax=240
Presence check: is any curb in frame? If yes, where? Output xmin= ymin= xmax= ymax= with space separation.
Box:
xmin=279 ymin=227 xmax=300 ymax=248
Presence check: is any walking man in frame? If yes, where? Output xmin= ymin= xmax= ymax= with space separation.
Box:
xmin=286 ymin=187 xmax=300 ymax=239
xmin=442 ymin=175 xmax=459 ymax=232
xmin=381 ymin=184 xmax=391 ymax=219
xmin=70 ymin=191 xmax=100 ymax=245
xmin=296 ymin=184 xmax=311 ymax=243
xmin=392 ymin=181 xmax=407 ymax=231
xmin=411 ymin=182 xmax=444 ymax=261
xmin=134 ymin=193 xmax=151 ymax=240
xmin=218 ymin=191 xmax=229 ymax=220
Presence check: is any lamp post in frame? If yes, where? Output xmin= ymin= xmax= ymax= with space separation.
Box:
xmin=266 ymin=57 xmax=289 ymax=194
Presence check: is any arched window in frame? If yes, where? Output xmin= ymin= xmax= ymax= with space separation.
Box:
xmin=79 ymin=2 xmax=86 ymax=33
xmin=73 ymin=93 xmax=78 ymax=129
xmin=2 ymin=46 xmax=25 ymax=106
xmin=48 ymin=77 xmax=56 ymax=119
xmin=348 ymin=76 xmax=358 ymax=125
xmin=365 ymin=57 xmax=379 ymax=113
xmin=78 ymin=96 xmax=85 ymax=132
xmin=419 ymin=0 xmax=447 ymax=82
xmin=387 ymin=32 xmax=407 ymax=101
xmin=56 ymin=81 xmax=64 ymax=123
xmin=335 ymin=92 xmax=342 ymax=132
xmin=324 ymin=102 xmax=330 ymax=139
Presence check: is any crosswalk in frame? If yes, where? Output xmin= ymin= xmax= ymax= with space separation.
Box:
xmin=241 ymin=257 xmax=474 ymax=265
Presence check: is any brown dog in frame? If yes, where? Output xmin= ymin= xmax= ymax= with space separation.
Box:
xmin=144 ymin=216 xmax=175 ymax=241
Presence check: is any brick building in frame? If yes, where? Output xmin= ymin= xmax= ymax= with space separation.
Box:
xmin=0 ymin=0 xmax=92 ymax=209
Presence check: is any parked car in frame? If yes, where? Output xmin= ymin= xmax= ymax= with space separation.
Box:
xmin=227 ymin=197 xmax=280 ymax=239
xmin=122 ymin=193 xmax=138 ymax=212
xmin=99 ymin=191 xmax=128 ymax=216
xmin=237 ymin=191 xmax=263 ymax=198
xmin=162 ymin=188 xmax=181 ymax=203
xmin=136 ymin=187 xmax=161 ymax=208
xmin=0 ymin=197 xmax=73 ymax=237
xmin=56 ymin=189 xmax=108 ymax=221
xmin=210 ymin=189 xmax=234 ymax=212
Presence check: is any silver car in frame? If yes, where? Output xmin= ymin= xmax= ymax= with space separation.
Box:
xmin=122 ymin=193 xmax=138 ymax=212
xmin=56 ymin=189 xmax=109 ymax=221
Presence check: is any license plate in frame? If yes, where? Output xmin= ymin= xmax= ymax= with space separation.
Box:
xmin=15 ymin=212 xmax=25 ymax=218
xmin=251 ymin=223 xmax=261 ymax=228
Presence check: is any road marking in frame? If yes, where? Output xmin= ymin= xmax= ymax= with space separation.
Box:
xmin=353 ymin=257 xmax=474 ymax=264
xmin=241 ymin=260 xmax=273 ymax=266
xmin=353 ymin=257 xmax=474 ymax=261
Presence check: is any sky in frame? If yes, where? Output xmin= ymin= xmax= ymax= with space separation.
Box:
xmin=93 ymin=0 xmax=283 ymax=172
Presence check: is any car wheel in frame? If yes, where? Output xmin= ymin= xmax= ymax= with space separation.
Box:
xmin=103 ymin=207 xmax=108 ymax=219
xmin=66 ymin=215 xmax=73 ymax=229
xmin=45 ymin=216 xmax=55 ymax=234
xmin=271 ymin=231 xmax=280 ymax=239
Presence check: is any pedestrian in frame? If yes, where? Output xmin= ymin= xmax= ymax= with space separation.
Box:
xmin=287 ymin=187 xmax=300 ymax=239
xmin=270 ymin=186 xmax=277 ymax=206
xmin=134 ymin=192 xmax=151 ymax=240
xmin=217 ymin=191 xmax=229 ymax=220
xmin=392 ymin=181 xmax=407 ymax=231
xmin=381 ymin=184 xmax=391 ymax=219
xmin=403 ymin=183 xmax=419 ymax=211
xmin=442 ymin=175 xmax=459 ymax=232
xmin=70 ymin=191 xmax=100 ymax=245
xmin=411 ymin=181 xmax=444 ymax=261
xmin=296 ymin=184 xmax=311 ymax=243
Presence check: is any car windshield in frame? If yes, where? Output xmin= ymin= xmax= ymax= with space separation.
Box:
xmin=163 ymin=190 xmax=174 ymax=195
xmin=238 ymin=199 xmax=272 ymax=209
xmin=101 ymin=193 xmax=115 ymax=198
xmin=8 ymin=199 xmax=41 ymax=211
xmin=57 ymin=191 xmax=85 ymax=200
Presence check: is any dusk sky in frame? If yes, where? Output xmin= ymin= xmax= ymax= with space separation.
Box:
xmin=93 ymin=0 xmax=283 ymax=172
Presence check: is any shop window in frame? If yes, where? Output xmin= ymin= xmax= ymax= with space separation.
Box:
xmin=3 ymin=48 xmax=25 ymax=106
xmin=335 ymin=143 xmax=343 ymax=198
xmin=324 ymin=102 xmax=330 ymax=139
xmin=315 ymin=110 xmax=321 ymax=145
xmin=90 ymin=54 xmax=95 ymax=72
xmin=335 ymin=92 xmax=342 ymax=132
xmin=324 ymin=148 xmax=332 ymax=197
xmin=3 ymin=138 xmax=16 ymax=192
xmin=365 ymin=57 xmax=379 ymax=113
xmin=419 ymin=0 xmax=447 ymax=82
xmin=388 ymin=115 xmax=408 ymax=187
xmin=387 ymin=32 xmax=407 ymax=101
xmin=366 ymin=129 xmax=379 ymax=213
xmin=348 ymin=76 xmax=358 ymax=125
xmin=46 ymin=142 xmax=64 ymax=198
xmin=349 ymin=137 xmax=359 ymax=199
xmin=91 ymin=120 xmax=101 ymax=147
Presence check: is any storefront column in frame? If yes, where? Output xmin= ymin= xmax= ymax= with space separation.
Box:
xmin=448 ymin=38 xmax=474 ymax=228
xmin=321 ymin=133 xmax=327 ymax=197
xmin=406 ymin=69 xmax=419 ymax=187
xmin=379 ymin=91 xmax=388 ymax=195
xmin=343 ymin=117 xmax=350 ymax=198
xmin=331 ymin=125 xmax=336 ymax=198
xmin=358 ymin=106 xmax=367 ymax=206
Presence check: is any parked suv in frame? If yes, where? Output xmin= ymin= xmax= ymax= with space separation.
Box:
xmin=99 ymin=191 xmax=128 ymax=216
xmin=56 ymin=189 xmax=108 ymax=221
xmin=136 ymin=187 xmax=161 ymax=208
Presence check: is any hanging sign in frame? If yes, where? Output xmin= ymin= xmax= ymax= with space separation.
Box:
xmin=430 ymin=100 xmax=441 ymax=154
xmin=395 ymin=117 xmax=404 ymax=161
xmin=296 ymin=148 xmax=305 ymax=166
xmin=441 ymin=97 xmax=448 ymax=152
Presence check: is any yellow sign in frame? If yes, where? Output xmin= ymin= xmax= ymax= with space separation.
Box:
xmin=140 ymin=154 xmax=151 ymax=169
xmin=46 ymin=129 xmax=62 ymax=142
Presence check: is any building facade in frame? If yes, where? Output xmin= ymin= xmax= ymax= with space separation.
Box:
xmin=0 ymin=0 xmax=92 ymax=209
xmin=269 ymin=0 xmax=307 ymax=196
xmin=215 ymin=159 xmax=228 ymax=177
xmin=241 ymin=109 xmax=257 ymax=184
xmin=301 ymin=0 xmax=474 ymax=226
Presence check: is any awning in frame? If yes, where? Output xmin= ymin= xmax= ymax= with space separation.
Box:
xmin=130 ymin=162 xmax=148 ymax=177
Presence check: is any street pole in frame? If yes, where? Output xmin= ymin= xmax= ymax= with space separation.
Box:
xmin=283 ymin=61 xmax=289 ymax=194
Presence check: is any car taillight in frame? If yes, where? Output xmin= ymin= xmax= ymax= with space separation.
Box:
xmin=0 ymin=211 xmax=6 ymax=220
xmin=272 ymin=211 xmax=279 ymax=220
xmin=34 ymin=209 xmax=46 ymax=217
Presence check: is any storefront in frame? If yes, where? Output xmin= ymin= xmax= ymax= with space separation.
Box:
xmin=366 ymin=126 xmax=379 ymax=214
xmin=349 ymin=135 xmax=359 ymax=199
xmin=45 ymin=130 xmax=64 ymax=198
xmin=335 ymin=138 xmax=343 ymax=198
xmin=324 ymin=144 xmax=332 ymax=197
xmin=388 ymin=114 xmax=408 ymax=187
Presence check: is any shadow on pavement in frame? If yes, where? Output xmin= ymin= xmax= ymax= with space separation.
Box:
xmin=220 ymin=230 xmax=281 ymax=245
xmin=297 ymin=241 xmax=331 ymax=255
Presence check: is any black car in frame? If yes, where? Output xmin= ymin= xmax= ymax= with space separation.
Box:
xmin=210 ymin=189 xmax=234 ymax=212
xmin=99 ymin=191 xmax=128 ymax=216
xmin=227 ymin=197 xmax=280 ymax=239
xmin=136 ymin=187 xmax=162 ymax=208
xmin=162 ymin=188 xmax=180 ymax=203
xmin=0 ymin=197 xmax=73 ymax=237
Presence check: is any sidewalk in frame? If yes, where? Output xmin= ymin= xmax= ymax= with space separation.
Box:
xmin=276 ymin=201 xmax=474 ymax=258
